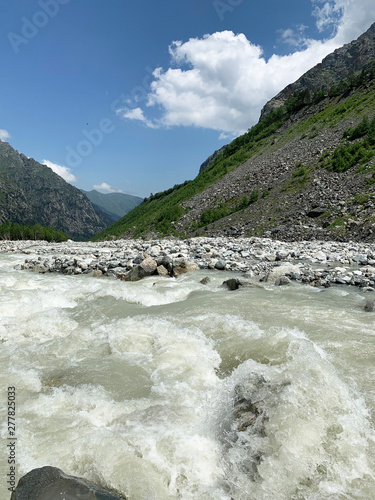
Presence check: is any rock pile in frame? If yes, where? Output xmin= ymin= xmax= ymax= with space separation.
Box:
xmin=2 ymin=236 xmax=375 ymax=290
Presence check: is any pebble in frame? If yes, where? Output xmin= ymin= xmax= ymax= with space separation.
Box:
xmin=0 ymin=236 xmax=374 ymax=289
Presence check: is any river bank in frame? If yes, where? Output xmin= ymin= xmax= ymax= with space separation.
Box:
xmin=2 ymin=236 xmax=375 ymax=290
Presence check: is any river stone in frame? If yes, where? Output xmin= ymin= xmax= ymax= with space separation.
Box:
xmin=364 ymin=300 xmax=375 ymax=312
xmin=139 ymin=257 xmax=157 ymax=274
xmin=222 ymin=278 xmax=242 ymax=290
xmin=32 ymin=265 xmax=49 ymax=274
xmin=10 ymin=466 xmax=124 ymax=500
xmin=265 ymin=264 xmax=300 ymax=283
xmin=275 ymin=276 xmax=290 ymax=286
xmin=173 ymin=259 xmax=199 ymax=277
xmin=200 ymin=276 xmax=211 ymax=284
xmin=156 ymin=265 xmax=169 ymax=277
xmin=215 ymin=260 xmax=226 ymax=270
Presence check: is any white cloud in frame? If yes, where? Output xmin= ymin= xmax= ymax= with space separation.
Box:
xmin=116 ymin=106 xmax=158 ymax=129
xmin=42 ymin=159 xmax=77 ymax=183
xmin=118 ymin=0 xmax=375 ymax=136
xmin=278 ymin=25 xmax=309 ymax=48
xmin=0 ymin=129 xmax=10 ymax=140
xmin=93 ymin=182 xmax=124 ymax=193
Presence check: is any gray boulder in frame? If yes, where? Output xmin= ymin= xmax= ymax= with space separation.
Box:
xmin=222 ymin=278 xmax=242 ymax=290
xmin=215 ymin=260 xmax=226 ymax=270
xmin=119 ymin=257 xmax=157 ymax=282
xmin=10 ymin=466 xmax=124 ymax=500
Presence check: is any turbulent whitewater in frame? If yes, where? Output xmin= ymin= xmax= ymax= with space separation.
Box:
xmin=1 ymin=250 xmax=375 ymax=499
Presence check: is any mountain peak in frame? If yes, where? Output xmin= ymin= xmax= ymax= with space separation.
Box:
xmin=260 ymin=22 xmax=375 ymax=120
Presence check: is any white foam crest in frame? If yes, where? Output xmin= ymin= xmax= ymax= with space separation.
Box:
xmin=207 ymin=331 xmax=375 ymax=500
xmin=98 ymin=274 xmax=214 ymax=307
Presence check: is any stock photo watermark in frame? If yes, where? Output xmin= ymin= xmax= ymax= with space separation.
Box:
xmin=7 ymin=0 xmax=71 ymax=54
xmin=5 ymin=387 xmax=17 ymax=493
xmin=213 ymin=0 xmax=243 ymax=21
xmin=65 ymin=66 xmax=155 ymax=168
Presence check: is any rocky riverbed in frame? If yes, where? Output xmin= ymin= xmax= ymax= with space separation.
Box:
xmin=2 ymin=237 xmax=375 ymax=292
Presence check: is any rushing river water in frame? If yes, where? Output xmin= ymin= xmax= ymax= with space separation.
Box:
xmin=1 ymin=251 xmax=375 ymax=499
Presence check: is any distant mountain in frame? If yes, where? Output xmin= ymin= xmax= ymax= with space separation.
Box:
xmin=93 ymin=22 xmax=375 ymax=243
xmin=0 ymin=141 xmax=112 ymax=240
xmin=81 ymin=190 xmax=143 ymax=221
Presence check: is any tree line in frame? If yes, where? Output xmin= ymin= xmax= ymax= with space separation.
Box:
xmin=0 ymin=221 xmax=68 ymax=242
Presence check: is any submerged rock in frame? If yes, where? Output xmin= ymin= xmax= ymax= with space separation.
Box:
xmin=222 ymin=278 xmax=242 ymax=290
xmin=10 ymin=466 xmax=124 ymax=500
xmin=364 ymin=299 xmax=375 ymax=312
xmin=200 ymin=276 xmax=211 ymax=285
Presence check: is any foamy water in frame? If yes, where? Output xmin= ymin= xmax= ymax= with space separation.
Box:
xmin=1 ymin=253 xmax=375 ymax=499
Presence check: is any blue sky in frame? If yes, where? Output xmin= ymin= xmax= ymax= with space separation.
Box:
xmin=1 ymin=0 xmax=374 ymax=198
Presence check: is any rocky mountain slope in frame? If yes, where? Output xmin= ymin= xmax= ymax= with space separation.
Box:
xmin=0 ymin=141 xmax=112 ymax=239
xmin=93 ymin=22 xmax=375 ymax=243
xmin=81 ymin=189 xmax=143 ymax=221
xmin=261 ymin=22 xmax=375 ymax=118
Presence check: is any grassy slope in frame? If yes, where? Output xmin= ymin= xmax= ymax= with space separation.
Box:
xmin=92 ymin=68 xmax=375 ymax=241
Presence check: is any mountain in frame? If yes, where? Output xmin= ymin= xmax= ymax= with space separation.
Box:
xmin=261 ymin=22 xmax=375 ymax=119
xmin=81 ymin=189 xmax=143 ymax=221
xmin=0 ymin=141 xmax=112 ymax=240
xmin=93 ymin=23 xmax=375 ymax=243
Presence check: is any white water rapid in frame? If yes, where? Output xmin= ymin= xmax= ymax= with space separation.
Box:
xmin=1 ymin=252 xmax=374 ymax=499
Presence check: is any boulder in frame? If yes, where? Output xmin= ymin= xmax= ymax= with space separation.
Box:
xmin=120 ymin=257 xmax=157 ymax=282
xmin=139 ymin=257 xmax=157 ymax=275
xmin=200 ymin=277 xmax=211 ymax=285
xmin=172 ymin=259 xmax=199 ymax=277
xmin=265 ymin=264 xmax=301 ymax=283
xmin=10 ymin=466 xmax=124 ymax=500
xmin=222 ymin=278 xmax=242 ymax=290
xmin=214 ymin=260 xmax=226 ymax=270
xmin=156 ymin=265 xmax=169 ymax=277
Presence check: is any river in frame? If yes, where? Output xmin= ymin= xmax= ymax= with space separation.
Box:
xmin=1 ymin=251 xmax=374 ymax=499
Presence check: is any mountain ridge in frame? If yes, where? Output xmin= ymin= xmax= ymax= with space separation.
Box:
xmin=260 ymin=22 xmax=375 ymax=119
xmin=81 ymin=189 xmax=143 ymax=221
xmin=0 ymin=141 xmax=112 ymax=240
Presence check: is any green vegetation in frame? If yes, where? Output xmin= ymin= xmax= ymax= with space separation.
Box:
xmin=352 ymin=192 xmax=373 ymax=204
xmin=193 ymin=188 xmax=261 ymax=230
xmin=0 ymin=221 xmax=68 ymax=242
xmin=320 ymin=115 xmax=375 ymax=173
xmin=283 ymin=164 xmax=312 ymax=191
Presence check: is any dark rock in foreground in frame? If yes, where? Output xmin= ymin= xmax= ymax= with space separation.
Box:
xmin=10 ymin=466 xmax=124 ymax=500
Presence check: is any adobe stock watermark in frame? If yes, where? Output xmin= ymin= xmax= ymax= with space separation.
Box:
xmin=213 ymin=0 xmax=243 ymax=21
xmin=65 ymin=66 xmax=155 ymax=168
xmin=7 ymin=0 xmax=71 ymax=55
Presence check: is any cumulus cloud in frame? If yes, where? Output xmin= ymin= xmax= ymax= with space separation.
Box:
xmin=145 ymin=31 xmax=340 ymax=134
xmin=93 ymin=182 xmax=124 ymax=193
xmin=0 ymin=129 xmax=10 ymax=140
xmin=119 ymin=0 xmax=375 ymax=137
xmin=42 ymin=159 xmax=77 ymax=183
